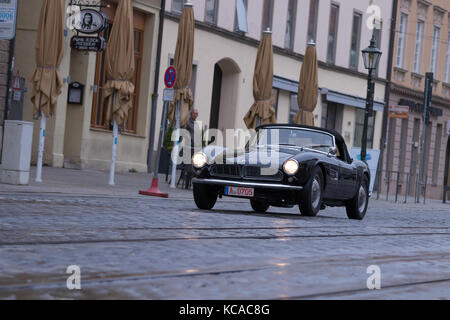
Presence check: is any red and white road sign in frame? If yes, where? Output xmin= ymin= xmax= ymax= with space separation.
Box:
xmin=164 ymin=66 xmax=177 ymax=89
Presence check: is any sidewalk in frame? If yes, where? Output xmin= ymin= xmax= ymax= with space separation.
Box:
xmin=0 ymin=166 xmax=193 ymax=199
xmin=0 ymin=166 xmax=447 ymax=209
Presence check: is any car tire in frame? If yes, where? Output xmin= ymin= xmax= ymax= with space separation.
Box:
xmin=346 ymin=176 xmax=369 ymax=220
xmin=299 ymin=166 xmax=323 ymax=217
xmin=250 ymin=199 xmax=270 ymax=213
xmin=193 ymin=183 xmax=218 ymax=210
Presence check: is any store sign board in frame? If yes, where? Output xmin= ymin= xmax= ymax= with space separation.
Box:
xmin=388 ymin=105 xmax=409 ymax=119
xmin=71 ymin=35 xmax=105 ymax=52
xmin=0 ymin=0 xmax=17 ymax=40
xmin=73 ymin=9 xmax=107 ymax=34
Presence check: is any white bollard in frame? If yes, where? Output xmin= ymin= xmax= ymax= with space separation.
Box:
xmin=170 ymin=101 xmax=181 ymax=189
xmin=35 ymin=112 xmax=46 ymax=183
xmin=109 ymin=120 xmax=118 ymax=186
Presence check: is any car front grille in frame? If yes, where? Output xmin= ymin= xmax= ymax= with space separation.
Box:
xmin=210 ymin=164 xmax=242 ymax=178
xmin=210 ymin=164 xmax=283 ymax=182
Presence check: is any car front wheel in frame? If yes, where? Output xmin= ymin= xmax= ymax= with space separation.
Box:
xmin=345 ymin=176 xmax=369 ymax=220
xmin=193 ymin=183 xmax=218 ymax=210
xmin=299 ymin=166 xmax=323 ymax=217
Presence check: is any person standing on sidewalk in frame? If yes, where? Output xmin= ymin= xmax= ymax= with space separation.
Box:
xmin=183 ymin=109 xmax=200 ymax=188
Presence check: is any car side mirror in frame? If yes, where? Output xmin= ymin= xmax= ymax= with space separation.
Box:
xmin=328 ymin=147 xmax=338 ymax=156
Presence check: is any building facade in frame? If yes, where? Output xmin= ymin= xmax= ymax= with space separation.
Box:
xmin=381 ymin=0 xmax=450 ymax=200
xmin=11 ymin=0 xmax=393 ymax=175
xmin=153 ymin=0 xmax=392 ymax=165
xmin=13 ymin=0 xmax=161 ymax=172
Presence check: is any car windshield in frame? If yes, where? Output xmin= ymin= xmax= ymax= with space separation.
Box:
xmin=248 ymin=128 xmax=335 ymax=153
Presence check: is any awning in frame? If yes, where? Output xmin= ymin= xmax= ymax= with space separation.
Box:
xmin=323 ymin=89 xmax=385 ymax=112
xmin=273 ymin=76 xmax=385 ymax=112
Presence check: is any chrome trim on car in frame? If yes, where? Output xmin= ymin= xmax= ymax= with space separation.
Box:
xmin=192 ymin=178 xmax=303 ymax=191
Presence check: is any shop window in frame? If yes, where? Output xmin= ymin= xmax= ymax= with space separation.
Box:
xmin=289 ymin=93 xmax=298 ymax=124
xmin=353 ymin=109 xmax=375 ymax=149
xmin=271 ymin=88 xmax=279 ymax=118
xmin=432 ymin=124 xmax=443 ymax=184
xmin=90 ymin=8 xmax=145 ymax=134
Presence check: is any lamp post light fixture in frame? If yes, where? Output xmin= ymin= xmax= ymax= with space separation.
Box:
xmin=360 ymin=33 xmax=382 ymax=162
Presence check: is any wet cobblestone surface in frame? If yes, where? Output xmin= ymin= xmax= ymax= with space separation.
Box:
xmin=0 ymin=191 xmax=449 ymax=299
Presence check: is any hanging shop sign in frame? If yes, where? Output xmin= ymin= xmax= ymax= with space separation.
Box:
xmin=0 ymin=0 xmax=17 ymax=40
xmin=388 ymin=105 xmax=409 ymax=119
xmin=71 ymin=35 xmax=105 ymax=52
xmin=73 ymin=8 xmax=107 ymax=35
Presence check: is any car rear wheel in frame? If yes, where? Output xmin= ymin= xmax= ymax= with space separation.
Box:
xmin=193 ymin=183 xmax=218 ymax=210
xmin=346 ymin=176 xmax=369 ymax=220
xmin=299 ymin=166 xmax=323 ymax=217
xmin=250 ymin=199 xmax=270 ymax=213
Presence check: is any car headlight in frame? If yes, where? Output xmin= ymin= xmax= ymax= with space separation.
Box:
xmin=283 ymin=159 xmax=299 ymax=176
xmin=192 ymin=152 xmax=208 ymax=168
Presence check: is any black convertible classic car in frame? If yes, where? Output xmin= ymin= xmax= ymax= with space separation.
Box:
xmin=191 ymin=125 xmax=370 ymax=220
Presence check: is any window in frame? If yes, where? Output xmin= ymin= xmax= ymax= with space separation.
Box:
xmin=353 ymin=109 xmax=375 ymax=149
xmin=170 ymin=58 xmax=198 ymax=100
xmin=234 ymin=0 xmax=248 ymax=33
xmin=349 ymin=12 xmax=362 ymax=69
xmin=430 ymin=26 xmax=440 ymax=74
xmin=289 ymin=93 xmax=298 ymax=124
xmin=413 ymin=20 xmax=424 ymax=74
xmin=396 ymin=13 xmax=408 ymax=68
xmin=205 ymin=0 xmax=218 ymax=24
xmin=432 ymin=124 xmax=443 ymax=184
xmin=284 ymin=0 xmax=297 ymax=49
xmin=172 ymin=0 xmax=183 ymax=13
xmin=445 ymin=32 xmax=450 ymax=83
xmin=307 ymin=0 xmax=319 ymax=43
xmin=271 ymin=88 xmax=279 ymax=117
xmin=261 ymin=0 xmax=274 ymax=32
xmin=91 ymin=10 xmax=145 ymax=134
xmin=373 ymin=21 xmax=382 ymax=75
xmin=326 ymin=3 xmax=339 ymax=63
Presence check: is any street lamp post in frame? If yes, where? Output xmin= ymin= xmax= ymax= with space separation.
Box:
xmin=361 ymin=34 xmax=382 ymax=162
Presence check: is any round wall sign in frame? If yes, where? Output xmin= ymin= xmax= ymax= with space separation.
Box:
xmin=164 ymin=66 xmax=177 ymax=89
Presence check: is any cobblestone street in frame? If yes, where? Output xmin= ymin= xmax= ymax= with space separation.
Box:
xmin=0 ymin=168 xmax=449 ymax=300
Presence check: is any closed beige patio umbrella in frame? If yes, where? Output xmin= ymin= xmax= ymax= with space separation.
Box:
xmin=30 ymin=0 xmax=64 ymax=183
xmin=243 ymin=30 xmax=276 ymax=129
xmin=294 ymin=44 xmax=318 ymax=126
xmin=167 ymin=3 xmax=195 ymax=128
xmin=167 ymin=2 xmax=195 ymax=189
xmin=103 ymin=0 xmax=135 ymax=185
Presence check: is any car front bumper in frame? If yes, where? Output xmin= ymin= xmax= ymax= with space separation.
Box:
xmin=192 ymin=178 xmax=303 ymax=191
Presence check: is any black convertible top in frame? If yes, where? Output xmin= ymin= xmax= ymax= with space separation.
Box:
xmin=258 ymin=124 xmax=353 ymax=163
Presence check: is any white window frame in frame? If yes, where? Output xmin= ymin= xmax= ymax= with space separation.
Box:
xmin=396 ymin=13 xmax=408 ymax=68
xmin=430 ymin=25 xmax=440 ymax=74
xmin=445 ymin=31 xmax=450 ymax=83
xmin=235 ymin=0 xmax=248 ymax=33
xmin=413 ymin=20 xmax=424 ymax=74
xmin=204 ymin=0 xmax=219 ymax=25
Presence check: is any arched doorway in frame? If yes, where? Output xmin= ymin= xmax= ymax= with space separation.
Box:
xmin=444 ymin=136 xmax=450 ymax=200
xmin=209 ymin=58 xmax=241 ymax=130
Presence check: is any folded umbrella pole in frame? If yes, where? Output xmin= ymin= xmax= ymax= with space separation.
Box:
xmin=35 ymin=112 xmax=46 ymax=183
xmin=109 ymin=95 xmax=118 ymax=186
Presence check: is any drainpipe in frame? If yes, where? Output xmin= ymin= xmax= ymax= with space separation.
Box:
xmin=147 ymin=0 xmax=166 ymax=173
xmin=375 ymin=0 xmax=398 ymax=193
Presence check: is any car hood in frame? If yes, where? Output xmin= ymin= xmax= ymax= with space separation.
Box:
xmin=215 ymin=147 xmax=300 ymax=166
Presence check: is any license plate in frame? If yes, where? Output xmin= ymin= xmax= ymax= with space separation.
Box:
xmin=225 ymin=186 xmax=254 ymax=197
